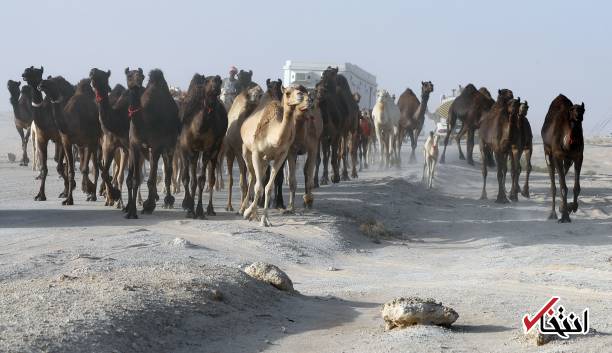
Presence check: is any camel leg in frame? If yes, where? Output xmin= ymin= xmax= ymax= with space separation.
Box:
xmin=243 ymin=151 xmax=264 ymax=221
xmin=494 ymin=151 xmax=509 ymax=204
xmin=314 ymin=143 xmax=321 ymax=188
xmin=521 ymin=147 xmax=532 ymax=198
xmin=226 ymin=151 xmax=235 ymax=211
xmin=181 ymin=152 xmax=195 ymax=218
xmin=408 ymin=129 xmax=417 ymax=164
xmin=303 ymin=145 xmax=316 ymax=208
xmin=350 ymin=132 xmax=359 ymax=178
xmin=331 ymin=136 xmax=341 ymax=183
xmin=206 ymin=153 xmax=218 ymax=216
xmin=62 ymin=140 xmax=76 ymax=206
xmin=340 ymin=136 xmax=350 ymax=181
xmin=543 ymin=152 xmax=558 ymax=220
xmin=429 ymin=158 xmax=437 ymax=189
xmin=16 ymin=128 xmax=27 ymax=166
xmin=440 ymin=113 xmax=456 ymax=164
xmin=142 ymin=149 xmax=161 ymax=214
xmin=555 ymin=157 xmax=571 ymax=223
xmin=455 ymin=124 xmax=467 ymax=161
xmin=422 ymin=157 xmax=428 ymax=184
xmin=54 ymin=143 xmax=69 ymax=198
xmin=125 ymin=143 xmax=141 ymax=219
xmin=321 ymin=139 xmax=331 ymax=185
xmin=261 ymin=154 xmax=287 ymax=227
xmin=509 ymin=147 xmax=520 ymax=202
xmin=194 ymin=155 xmax=208 ymax=219
xmin=100 ymin=140 xmax=120 ymax=206
xmin=465 ymin=129 xmax=476 ymax=166
xmin=479 ymin=141 xmax=488 ymax=200
xmin=287 ymin=152 xmax=297 ymax=213
xmin=569 ymin=156 xmax=582 ymax=214
xmin=114 ymin=149 xmax=127 ymax=209
xmin=274 ymin=160 xmax=286 ymax=209
xmin=239 ymin=149 xmax=255 ymax=215
xmin=377 ymin=130 xmax=386 ymax=169
xmin=34 ymin=138 xmax=49 ymax=201
xmin=161 ymin=150 xmax=175 ymax=209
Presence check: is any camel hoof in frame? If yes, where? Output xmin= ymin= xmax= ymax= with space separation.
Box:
xmin=439 ymin=156 xmax=446 ymax=164
xmin=351 ymin=171 xmax=358 ymax=178
xmin=206 ymin=204 xmax=216 ymax=216
xmin=341 ymin=172 xmax=350 ymax=181
xmin=558 ymin=214 xmax=572 ymax=223
xmin=282 ymin=209 xmax=295 ymax=215
xmin=34 ymin=193 xmax=46 ymax=201
xmin=459 ymin=154 xmax=465 ymax=160
xmin=125 ymin=211 xmax=138 ymax=219
xmin=509 ymin=194 xmax=518 ymax=202
xmin=163 ymin=195 xmax=175 ymax=209
xmin=548 ymin=211 xmax=558 ymax=220
xmin=182 ymin=198 xmax=193 ymax=211
xmin=87 ymin=195 xmax=97 ymax=202
xmin=260 ymin=216 xmax=272 ymax=227
xmin=467 ymin=159 xmax=475 ymax=166
xmin=521 ymin=188 xmax=530 ymax=198
xmin=62 ymin=197 xmax=74 ymax=206
xmin=59 ymin=191 xmax=68 ymax=198
xmin=226 ymin=205 xmax=234 ymax=212
xmin=569 ymin=202 xmax=579 ymax=213
xmin=275 ymin=201 xmax=286 ymax=210
xmin=186 ymin=210 xmax=196 ymax=219
xmin=331 ymin=175 xmax=340 ymax=183
xmin=320 ymin=177 xmax=329 ymax=186
xmin=115 ymin=200 xmax=124 ymax=209
xmin=495 ymin=196 xmax=510 ymax=204
xmin=142 ymin=199 xmax=156 ymax=214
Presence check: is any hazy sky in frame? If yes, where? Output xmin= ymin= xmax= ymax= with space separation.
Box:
xmin=2 ymin=0 xmax=611 ymax=134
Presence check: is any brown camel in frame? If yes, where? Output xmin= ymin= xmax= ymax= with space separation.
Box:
xmin=22 ymin=66 xmax=70 ymax=201
xmin=39 ymin=76 xmax=101 ymax=205
xmin=89 ymin=68 xmax=133 ymax=208
xmin=357 ymin=108 xmax=374 ymax=171
xmin=222 ymin=78 xmax=263 ymax=212
xmin=315 ymin=67 xmax=342 ymax=184
xmin=240 ymin=85 xmax=309 ymax=226
xmin=440 ymin=84 xmax=494 ymax=165
xmin=517 ymin=101 xmax=533 ymax=198
xmin=124 ymin=69 xmax=180 ymax=219
xmin=397 ymin=81 xmax=434 ymax=164
xmin=541 ymin=95 xmax=584 ymax=223
xmin=286 ymin=88 xmax=323 ymax=211
xmin=7 ymin=80 xmax=34 ymax=166
xmin=178 ymin=74 xmax=228 ymax=218
xmin=477 ymin=89 xmax=514 ymax=203
xmin=335 ymin=72 xmax=360 ymax=180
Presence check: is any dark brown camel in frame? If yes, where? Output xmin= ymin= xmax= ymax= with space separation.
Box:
xmin=124 ymin=69 xmax=180 ymax=219
xmin=507 ymin=98 xmax=535 ymax=201
xmin=7 ymin=80 xmax=33 ymax=166
xmin=440 ymin=84 xmax=494 ymax=165
xmin=38 ymin=76 xmax=100 ymax=205
xmin=357 ymin=108 xmax=374 ymax=171
xmin=315 ymin=67 xmax=343 ymax=184
xmin=334 ymin=72 xmax=360 ymax=180
xmin=178 ymin=74 xmax=228 ymax=218
xmin=21 ymin=66 xmax=69 ymax=201
xmin=517 ymin=101 xmax=533 ymax=198
xmin=397 ymin=81 xmax=434 ymax=164
xmin=541 ymin=95 xmax=584 ymax=223
xmin=477 ymin=89 xmax=514 ymax=203
xmin=89 ymin=68 xmax=133 ymax=208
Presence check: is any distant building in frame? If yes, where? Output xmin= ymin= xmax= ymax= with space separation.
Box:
xmin=282 ymin=60 xmax=377 ymax=110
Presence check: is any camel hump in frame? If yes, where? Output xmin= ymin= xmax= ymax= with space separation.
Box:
xmin=401 ymin=88 xmax=417 ymax=98
xmin=254 ymin=101 xmax=283 ymax=136
xmin=462 ymin=84 xmax=477 ymax=95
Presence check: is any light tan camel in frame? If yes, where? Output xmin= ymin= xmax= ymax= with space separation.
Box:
xmin=286 ymin=89 xmax=323 ymax=211
xmin=223 ymin=85 xmax=264 ymax=211
xmin=240 ymin=85 xmax=310 ymax=226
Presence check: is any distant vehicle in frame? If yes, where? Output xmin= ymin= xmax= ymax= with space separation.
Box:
xmin=435 ymin=119 xmax=449 ymax=136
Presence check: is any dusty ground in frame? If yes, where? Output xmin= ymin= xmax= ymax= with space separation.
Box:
xmin=1 ymin=113 xmax=611 ymax=353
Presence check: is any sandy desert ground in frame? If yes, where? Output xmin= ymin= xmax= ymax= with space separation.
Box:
xmin=1 ymin=112 xmax=611 ymax=353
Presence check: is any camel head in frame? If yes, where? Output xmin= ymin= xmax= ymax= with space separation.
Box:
xmin=496 ymin=89 xmax=514 ymax=104
xmin=320 ymin=67 xmax=338 ymax=91
xmin=236 ymin=70 xmax=253 ymax=93
xmin=37 ymin=77 xmax=64 ymax=103
xmin=7 ymin=80 xmax=21 ymax=103
xmin=266 ymin=78 xmax=283 ymax=101
xmin=283 ymin=85 xmax=310 ymax=112
xmin=246 ymin=85 xmax=264 ymax=104
xmin=569 ymin=102 xmax=585 ymax=123
xmin=203 ymin=75 xmax=223 ymax=101
xmin=421 ymin=81 xmax=434 ymax=95
xmin=376 ymin=89 xmax=390 ymax=103
xmin=519 ymin=101 xmax=529 ymax=117
xmin=22 ymin=66 xmax=44 ymax=89
xmin=89 ymin=68 xmax=112 ymax=100
xmin=508 ymin=98 xmax=521 ymax=117
xmin=124 ymin=67 xmax=145 ymax=89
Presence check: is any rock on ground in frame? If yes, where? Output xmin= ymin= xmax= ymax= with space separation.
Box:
xmin=381 ymin=297 xmax=458 ymax=330
xmin=244 ymin=262 xmax=294 ymax=292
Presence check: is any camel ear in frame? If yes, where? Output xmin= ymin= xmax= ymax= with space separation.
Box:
xmin=17 ymin=81 xmax=21 ymax=87
xmin=40 ymin=66 xmax=44 ymax=73
xmin=215 ymin=75 xmax=222 ymax=85
xmin=266 ymin=78 xmax=271 ymax=86
xmin=422 ymin=81 xmax=425 ymax=85
xmin=47 ymin=75 xmax=52 ymax=80
xmin=498 ymin=89 xmax=502 ymax=95
xmin=581 ymin=102 xmax=585 ymax=109
xmin=125 ymin=67 xmax=130 ymax=75
xmin=248 ymin=70 xmax=253 ymax=76
xmin=277 ymin=79 xmax=282 ymax=85
xmin=138 ymin=68 xmax=143 ymax=75
xmin=107 ymin=70 xmax=111 ymax=77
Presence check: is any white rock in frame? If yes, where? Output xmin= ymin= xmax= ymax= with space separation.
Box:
xmin=244 ymin=262 xmax=294 ymax=292
xmin=168 ymin=237 xmax=195 ymax=248
xmin=381 ymin=297 xmax=458 ymax=330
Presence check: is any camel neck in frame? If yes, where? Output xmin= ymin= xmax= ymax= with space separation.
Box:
xmin=416 ymin=93 xmax=430 ymax=123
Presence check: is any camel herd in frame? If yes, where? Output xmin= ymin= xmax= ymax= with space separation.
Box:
xmin=7 ymin=66 xmax=585 ymax=224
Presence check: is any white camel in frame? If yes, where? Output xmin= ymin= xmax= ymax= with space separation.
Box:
xmin=372 ymin=89 xmax=400 ymax=168
xmin=422 ymin=131 xmax=440 ymax=189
